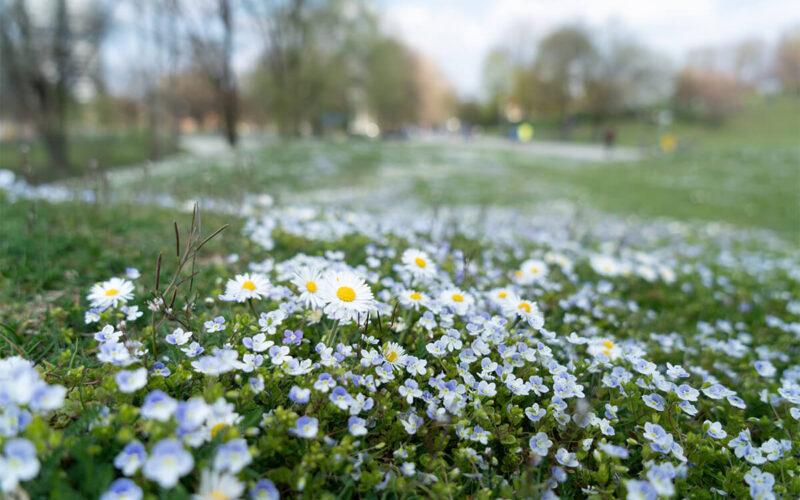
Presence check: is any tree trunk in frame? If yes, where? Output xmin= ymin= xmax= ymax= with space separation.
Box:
xmin=219 ymin=0 xmax=238 ymax=147
xmin=42 ymin=129 xmax=68 ymax=176
xmin=221 ymin=87 xmax=239 ymax=146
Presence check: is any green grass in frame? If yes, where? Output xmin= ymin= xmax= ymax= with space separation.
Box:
xmin=1 ymin=191 xmax=798 ymax=499
xmin=0 ymin=198 xmax=238 ymax=362
xmin=92 ymin=95 xmax=797 ymax=239
xmin=0 ymin=130 xmax=173 ymax=182
xmin=524 ymin=94 xmax=800 ymax=149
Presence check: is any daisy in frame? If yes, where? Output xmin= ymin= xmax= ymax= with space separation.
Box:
xmin=515 ymin=259 xmax=549 ymax=284
xmin=401 ymin=248 xmax=437 ymax=280
xmin=219 ymin=273 xmax=271 ymax=303
xmin=488 ymin=288 xmax=513 ymax=309
xmin=590 ymin=255 xmax=620 ymax=277
xmin=291 ymin=266 xmax=325 ymax=309
xmin=439 ymin=288 xmax=474 ymax=315
xmin=505 ymin=294 xmax=544 ymax=329
xmin=87 ymin=277 xmax=134 ymax=310
xmin=587 ymin=339 xmax=622 ymax=360
xmin=398 ymin=289 xmax=428 ymax=310
xmin=192 ymin=469 xmax=245 ymax=500
xmin=318 ymin=271 xmax=375 ymax=322
xmin=382 ymin=342 xmax=407 ymax=369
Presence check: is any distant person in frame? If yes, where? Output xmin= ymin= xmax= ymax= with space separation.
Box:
xmin=660 ymin=133 xmax=677 ymax=153
xmin=603 ymin=126 xmax=617 ymax=149
xmin=517 ymin=123 xmax=534 ymax=143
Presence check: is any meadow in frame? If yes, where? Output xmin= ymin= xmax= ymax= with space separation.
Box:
xmin=0 ymin=97 xmax=799 ymax=500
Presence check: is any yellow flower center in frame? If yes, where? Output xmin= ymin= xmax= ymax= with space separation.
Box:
xmin=514 ymin=270 xmax=523 ymax=277
xmin=410 ymin=292 xmax=422 ymax=300
xmin=452 ymin=294 xmax=464 ymax=302
xmin=603 ymin=340 xmax=614 ymax=349
xmin=337 ymin=286 xmax=356 ymax=302
xmin=518 ymin=302 xmax=531 ymax=313
xmin=603 ymin=349 xmax=611 ymax=355
xmin=498 ymin=291 xmax=507 ymax=298
xmin=211 ymin=423 xmax=227 ymax=438
xmin=105 ymin=288 xmax=119 ymax=296
xmin=531 ymin=267 xmax=539 ymax=274
xmin=242 ymin=280 xmax=256 ymax=291
xmin=306 ymin=281 xmax=317 ymax=293
xmin=209 ymin=491 xmax=229 ymax=500
xmin=414 ymin=257 xmax=427 ymax=268
xmin=386 ymin=350 xmax=398 ymax=362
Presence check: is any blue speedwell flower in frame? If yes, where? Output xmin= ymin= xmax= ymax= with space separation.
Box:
xmin=291 ymin=416 xmax=319 ymax=439
xmin=113 ymin=441 xmax=147 ymax=476
xmin=100 ymin=478 xmax=143 ymax=500
xmin=142 ymin=439 xmax=194 ymax=488
xmin=213 ymin=438 xmax=252 ymax=474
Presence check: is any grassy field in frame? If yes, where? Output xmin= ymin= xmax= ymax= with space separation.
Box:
xmin=2 ymin=189 xmax=799 ymax=498
xmin=103 ymin=96 xmax=799 ymax=238
xmin=0 ymin=96 xmax=798 ymax=499
xmin=0 ymin=130 xmax=174 ymax=182
xmin=526 ymin=94 xmax=800 ymax=148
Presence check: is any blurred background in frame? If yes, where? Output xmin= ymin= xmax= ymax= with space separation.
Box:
xmin=1 ymin=0 xmax=798 ymax=236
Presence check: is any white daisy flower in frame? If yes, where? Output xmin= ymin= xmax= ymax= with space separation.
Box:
xmin=401 ymin=248 xmax=436 ymax=280
xmin=398 ymin=289 xmax=428 ymax=310
xmin=382 ymin=342 xmax=407 ymax=369
xmin=439 ymin=288 xmax=473 ymax=315
xmin=590 ymin=255 xmax=620 ymax=277
xmin=319 ymin=271 xmax=375 ymax=322
xmin=504 ymin=294 xmax=544 ymax=329
xmin=515 ymin=259 xmax=549 ymax=284
xmin=88 ymin=277 xmax=135 ymax=310
xmin=291 ymin=266 xmax=325 ymax=309
xmin=192 ymin=469 xmax=245 ymax=500
xmin=488 ymin=288 xmax=512 ymax=308
xmin=220 ymin=273 xmax=271 ymax=303
xmin=587 ymin=339 xmax=622 ymax=360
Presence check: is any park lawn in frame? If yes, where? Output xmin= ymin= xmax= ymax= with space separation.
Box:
xmin=526 ymin=94 xmax=800 ymax=149
xmin=112 ymin=134 xmax=798 ymax=239
xmin=0 ymin=130 xmax=174 ymax=182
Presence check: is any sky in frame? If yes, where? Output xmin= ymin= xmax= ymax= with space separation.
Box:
xmin=97 ymin=0 xmax=799 ymax=98
xmin=379 ymin=0 xmax=800 ymax=96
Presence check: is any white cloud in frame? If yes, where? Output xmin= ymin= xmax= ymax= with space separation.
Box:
xmin=383 ymin=0 xmax=800 ymax=96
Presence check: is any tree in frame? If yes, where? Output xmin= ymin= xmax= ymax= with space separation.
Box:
xmin=674 ymin=67 xmax=744 ymax=124
xmin=364 ymin=37 xmax=415 ymax=131
xmin=733 ymin=38 xmax=767 ymax=88
xmin=481 ymin=49 xmax=514 ymax=124
xmin=775 ymin=27 xmax=800 ymax=94
xmin=410 ymin=51 xmax=455 ymax=129
xmin=181 ymin=0 xmax=239 ymax=146
xmin=533 ymin=26 xmax=596 ymax=137
xmin=0 ymin=0 xmax=110 ymax=175
xmin=245 ymin=0 xmax=352 ymax=135
xmin=583 ymin=40 xmax=670 ymax=133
